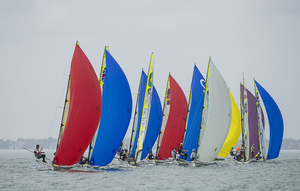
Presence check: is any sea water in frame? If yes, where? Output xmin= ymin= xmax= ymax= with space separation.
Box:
xmin=0 ymin=149 xmax=299 ymax=191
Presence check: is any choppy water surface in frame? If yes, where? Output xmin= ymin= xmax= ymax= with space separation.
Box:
xmin=0 ymin=150 xmax=299 ymax=190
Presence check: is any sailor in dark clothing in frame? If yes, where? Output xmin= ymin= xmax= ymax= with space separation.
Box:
xmin=78 ymin=156 xmax=88 ymax=164
xmin=147 ymin=150 xmax=155 ymax=160
xmin=178 ymin=143 xmax=188 ymax=160
xmin=230 ymin=147 xmax=235 ymax=156
xmin=34 ymin=144 xmax=47 ymax=163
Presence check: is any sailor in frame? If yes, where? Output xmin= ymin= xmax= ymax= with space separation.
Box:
xmin=121 ymin=149 xmax=134 ymax=162
xmin=178 ymin=143 xmax=188 ymax=160
xmin=255 ymin=151 xmax=262 ymax=160
xmin=190 ymin=149 xmax=196 ymax=161
xmin=235 ymin=145 xmax=241 ymax=161
xmin=34 ymin=144 xmax=47 ymax=163
xmin=171 ymin=147 xmax=177 ymax=159
xmin=117 ymin=142 xmax=124 ymax=159
xmin=230 ymin=147 xmax=235 ymax=156
xmin=251 ymin=144 xmax=255 ymax=158
xmin=147 ymin=150 xmax=155 ymax=160
xmin=121 ymin=149 xmax=128 ymax=161
xmin=175 ymin=152 xmax=180 ymax=161
xmin=240 ymin=143 xmax=245 ymax=161
xmin=78 ymin=156 xmax=88 ymax=164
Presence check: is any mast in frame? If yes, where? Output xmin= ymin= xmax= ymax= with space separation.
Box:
xmin=129 ymin=69 xmax=144 ymax=155
xmin=254 ymin=80 xmax=284 ymax=160
xmin=53 ymin=42 xmax=102 ymax=166
xmin=155 ymin=74 xmax=170 ymax=159
xmin=240 ymin=74 xmax=245 ymax=159
xmin=88 ymin=49 xmax=132 ymax=166
xmin=241 ymin=74 xmax=250 ymax=161
xmin=88 ymin=46 xmax=109 ymax=162
xmin=254 ymin=79 xmax=266 ymax=159
xmin=182 ymin=65 xmax=194 ymax=143
xmin=195 ymin=57 xmax=231 ymax=162
xmin=55 ymin=74 xmax=71 ymax=151
xmin=196 ymin=58 xmax=210 ymax=158
xmin=182 ymin=65 xmax=206 ymax=161
xmin=134 ymin=53 xmax=154 ymax=163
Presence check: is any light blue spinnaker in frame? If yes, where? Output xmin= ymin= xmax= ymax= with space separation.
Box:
xmin=89 ymin=50 xmax=132 ymax=166
xmin=182 ymin=65 xmax=205 ymax=161
xmin=255 ymin=80 xmax=284 ymax=160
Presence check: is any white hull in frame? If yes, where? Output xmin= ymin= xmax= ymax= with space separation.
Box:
xmin=189 ymin=161 xmax=217 ymax=167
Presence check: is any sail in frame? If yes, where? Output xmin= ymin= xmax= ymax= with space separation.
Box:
xmin=155 ymin=76 xmax=171 ymax=159
xmin=88 ymin=46 xmax=109 ymax=161
xmin=255 ymin=80 xmax=284 ymax=159
xmin=182 ymin=65 xmax=205 ymax=161
xmin=130 ymin=70 xmax=162 ymax=161
xmin=241 ymin=85 xmax=260 ymax=158
xmin=196 ymin=58 xmax=231 ymax=162
xmin=218 ymin=89 xmax=241 ymax=158
xmin=254 ymin=81 xmax=266 ymax=158
xmin=240 ymin=83 xmax=249 ymax=161
xmin=53 ymin=43 xmax=102 ymax=166
xmin=56 ymin=75 xmax=71 ymax=150
xmin=156 ymin=74 xmax=188 ymax=160
xmin=129 ymin=70 xmax=147 ymax=156
xmin=140 ymin=85 xmax=163 ymax=160
xmin=135 ymin=53 xmax=154 ymax=162
xmin=99 ymin=46 xmax=109 ymax=89
xmin=89 ymin=50 xmax=132 ymax=166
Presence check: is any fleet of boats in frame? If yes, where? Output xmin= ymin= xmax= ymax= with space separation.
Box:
xmin=33 ymin=42 xmax=284 ymax=170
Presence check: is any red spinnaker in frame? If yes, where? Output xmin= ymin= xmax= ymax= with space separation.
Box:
xmin=157 ymin=74 xmax=188 ymax=160
xmin=53 ymin=44 xmax=102 ymax=166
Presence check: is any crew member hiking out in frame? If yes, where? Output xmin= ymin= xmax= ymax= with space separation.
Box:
xmin=34 ymin=144 xmax=47 ymax=163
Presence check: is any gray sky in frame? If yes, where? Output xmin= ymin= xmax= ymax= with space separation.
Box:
xmin=1 ymin=1 xmax=299 ymax=141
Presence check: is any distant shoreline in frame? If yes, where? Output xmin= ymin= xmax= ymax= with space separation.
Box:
xmin=0 ymin=137 xmax=299 ymax=150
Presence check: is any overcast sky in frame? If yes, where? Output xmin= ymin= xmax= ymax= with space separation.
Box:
xmin=1 ymin=1 xmax=299 ymax=141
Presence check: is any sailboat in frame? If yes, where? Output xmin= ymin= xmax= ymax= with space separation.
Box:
xmin=238 ymin=83 xmax=261 ymax=163
xmin=88 ymin=46 xmax=109 ymax=162
xmin=254 ymin=80 xmax=284 ymax=160
xmin=52 ymin=42 xmax=102 ymax=170
xmin=155 ymin=74 xmax=188 ymax=163
xmin=236 ymin=78 xmax=283 ymax=163
xmin=129 ymin=55 xmax=162 ymax=164
xmin=181 ymin=65 xmax=205 ymax=161
xmin=88 ymin=49 xmax=132 ymax=167
xmin=217 ymin=89 xmax=241 ymax=159
xmin=134 ymin=53 xmax=154 ymax=164
xmin=192 ymin=57 xmax=231 ymax=167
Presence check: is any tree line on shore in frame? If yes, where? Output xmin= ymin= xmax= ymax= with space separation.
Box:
xmin=0 ymin=137 xmax=299 ymax=150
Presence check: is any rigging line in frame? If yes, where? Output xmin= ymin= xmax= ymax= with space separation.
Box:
xmin=42 ymin=75 xmax=69 ymax=148
xmin=24 ymin=148 xmax=52 ymax=161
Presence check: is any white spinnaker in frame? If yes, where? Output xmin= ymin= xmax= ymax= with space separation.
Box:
xmin=196 ymin=59 xmax=231 ymax=162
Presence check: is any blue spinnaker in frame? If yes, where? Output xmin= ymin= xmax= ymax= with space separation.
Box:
xmin=255 ymin=80 xmax=283 ymax=160
xmin=141 ymin=85 xmax=163 ymax=160
xmin=131 ymin=71 xmax=147 ymax=158
xmin=90 ymin=50 xmax=132 ymax=166
xmin=182 ymin=65 xmax=205 ymax=161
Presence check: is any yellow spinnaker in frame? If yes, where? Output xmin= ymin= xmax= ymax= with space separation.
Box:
xmin=217 ymin=89 xmax=241 ymax=158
